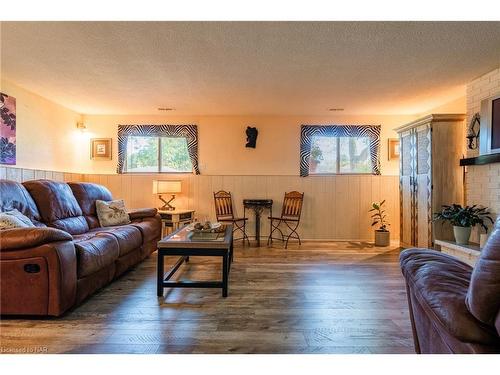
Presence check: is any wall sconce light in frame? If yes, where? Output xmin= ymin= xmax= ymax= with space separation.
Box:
xmin=76 ymin=122 xmax=87 ymax=132
xmin=466 ymin=113 xmax=480 ymax=150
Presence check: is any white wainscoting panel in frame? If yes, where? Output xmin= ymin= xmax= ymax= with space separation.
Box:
xmin=0 ymin=167 xmax=399 ymax=241
xmin=0 ymin=166 xmax=83 ymax=183
xmin=83 ymin=174 xmax=400 ymax=240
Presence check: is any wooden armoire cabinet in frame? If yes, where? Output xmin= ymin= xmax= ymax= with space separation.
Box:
xmin=395 ymin=114 xmax=465 ymax=248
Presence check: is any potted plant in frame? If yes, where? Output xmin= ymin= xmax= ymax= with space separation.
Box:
xmin=433 ymin=204 xmax=493 ymax=245
xmin=309 ymin=145 xmax=323 ymax=173
xmin=370 ymin=200 xmax=390 ymax=246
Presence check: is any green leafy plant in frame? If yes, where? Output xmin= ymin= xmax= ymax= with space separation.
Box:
xmin=369 ymin=200 xmax=390 ymax=232
xmin=310 ymin=144 xmax=324 ymax=163
xmin=433 ymin=204 xmax=494 ymax=232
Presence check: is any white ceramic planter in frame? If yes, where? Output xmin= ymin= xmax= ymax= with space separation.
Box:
xmin=374 ymin=230 xmax=390 ymax=247
xmin=453 ymin=226 xmax=472 ymax=245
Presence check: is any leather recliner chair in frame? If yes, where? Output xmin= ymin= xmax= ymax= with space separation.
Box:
xmin=0 ymin=179 xmax=161 ymax=316
xmin=400 ymin=217 xmax=500 ymax=353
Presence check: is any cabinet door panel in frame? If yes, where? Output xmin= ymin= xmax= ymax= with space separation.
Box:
xmin=416 ymin=174 xmax=431 ymax=247
xmin=415 ymin=126 xmax=432 ymax=248
xmin=400 ymin=131 xmax=415 ymax=246
xmin=400 ymin=176 xmax=413 ymax=246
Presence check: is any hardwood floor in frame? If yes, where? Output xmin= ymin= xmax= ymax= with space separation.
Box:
xmin=0 ymin=241 xmax=414 ymax=354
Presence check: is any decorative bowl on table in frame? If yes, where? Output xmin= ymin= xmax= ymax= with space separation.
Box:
xmin=187 ymin=221 xmax=224 ymax=233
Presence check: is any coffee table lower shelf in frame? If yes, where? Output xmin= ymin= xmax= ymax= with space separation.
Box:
xmin=157 ymin=247 xmax=233 ymax=298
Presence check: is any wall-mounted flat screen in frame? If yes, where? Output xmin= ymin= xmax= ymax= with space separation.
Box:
xmin=479 ymin=93 xmax=500 ymax=156
xmin=491 ymin=98 xmax=500 ymax=150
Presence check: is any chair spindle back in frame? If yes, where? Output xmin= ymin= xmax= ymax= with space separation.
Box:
xmin=281 ymin=191 xmax=304 ymax=220
xmin=214 ymin=190 xmax=235 ymax=221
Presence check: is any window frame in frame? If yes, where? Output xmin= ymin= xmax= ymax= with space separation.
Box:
xmin=308 ymin=135 xmax=373 ymax=176
xmin=123 ymin=135 xmax=194 ymax=174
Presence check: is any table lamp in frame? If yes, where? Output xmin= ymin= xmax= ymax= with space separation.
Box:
xmin=153 ymin=180 xmax=182 ymax=211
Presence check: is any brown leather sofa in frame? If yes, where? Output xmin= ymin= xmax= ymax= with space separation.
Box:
xmin=0 ymin=179 xmax=161 ymax=316
xmin=400 ymin=217 xmax=500 ymax=353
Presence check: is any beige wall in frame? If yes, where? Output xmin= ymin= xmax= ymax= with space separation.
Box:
xmin=0 ymin=80 xmax=84 ymax=172
xmin=80 ymin=114 xmax=417 ymax=176
xmin=464 ymin=67 xmax=500 ymax=241
xmin=2 ymin=78 xmax=473 ymax=242
xmin=418 ymin=96 xmax=466 ymax=117
xmin=0 ymin=78 xmax=421 ymax=178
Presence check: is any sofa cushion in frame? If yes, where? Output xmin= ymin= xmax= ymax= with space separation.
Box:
xmin=400 ymin=248 xmax=499 ymax=344
xmin=466 ymin=217 xmax=500 ymax=332
xmin=96 ymin=199 xmax=131 ymax=227
xmin=0 ymin=179 xmax=45 ymax=227
xmin=23 ymin=180 xmax=89 ymax=235
xmin=72 ymin=232 xmax=119 ymax=278
xmin=90 ymin=225 xmax=142 ymax=257
xmin=0 ymin=209 xmax=35 ymax=230
xmin=68 ymin=182 xmax=113 ymax=229
xmin=130 ymin=216 xmax=161 ymax=243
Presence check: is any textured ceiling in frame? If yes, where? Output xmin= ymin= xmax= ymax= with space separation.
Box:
xmin=1 ymin=21 xmax=500 ymax=115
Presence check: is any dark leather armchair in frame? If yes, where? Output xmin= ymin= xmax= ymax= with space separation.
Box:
xmin=400 ymin=218 xmax=500 ymax=353
xmin=0 ymin=179 xmax=161 ymax=316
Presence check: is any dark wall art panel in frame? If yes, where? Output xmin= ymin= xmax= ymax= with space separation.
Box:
xmin=0 ymin=93 xmax=16 ymax=165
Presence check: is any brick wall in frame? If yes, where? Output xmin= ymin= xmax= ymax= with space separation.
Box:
xmin=465 ymin=67 xmax=500 ymax=241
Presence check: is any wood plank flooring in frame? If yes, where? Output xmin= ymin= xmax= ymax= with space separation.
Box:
xmin=0 ymin=241 xmax=414 ymax=354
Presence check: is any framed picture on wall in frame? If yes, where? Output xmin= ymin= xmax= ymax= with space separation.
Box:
xmin=91 ymin=138 xmax=112 ymax=160
xmin=388 ymin=138 xmax=400 ymax=160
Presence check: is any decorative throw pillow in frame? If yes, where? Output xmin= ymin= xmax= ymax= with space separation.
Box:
xmin=0 ymin=209 xmax=35 ymax=230
xmin=96 ymin=199 xmax=131 ymax=227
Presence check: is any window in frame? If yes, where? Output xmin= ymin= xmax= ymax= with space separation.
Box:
xmin=300 ymin=125 xmax=381 ymax=176
xmin=124 ymin=136 xmax=193 ymax=173
xmin=310 ymin=135 xmax=372 ymax=174
xmin=118 ymin=125 xmax=199 ymax=174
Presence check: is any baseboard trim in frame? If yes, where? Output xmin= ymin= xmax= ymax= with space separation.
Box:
xmin=253 ymin=236 xmax=400 ymax=245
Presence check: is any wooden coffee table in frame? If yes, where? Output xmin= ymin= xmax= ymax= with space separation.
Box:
xmin=157 ymin=224 xmax=233 ymax=298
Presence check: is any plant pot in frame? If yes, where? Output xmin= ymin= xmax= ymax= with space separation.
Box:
xmin=310 ymin=160 xmax=319 ymax=173
xmin=374 ymin=230 xmax=390 ymax=247
xmin=453 ymin=226 xmax=472 ymax=245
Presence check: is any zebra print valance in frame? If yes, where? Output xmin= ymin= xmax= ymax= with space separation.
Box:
xmin=117 ymin=125 xmax=200 ymax=174
xmin=300 ymin=124 xmax=381 ymax=177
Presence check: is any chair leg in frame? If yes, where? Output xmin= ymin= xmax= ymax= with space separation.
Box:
xmin=244 ymin=220 xmax=250 ymax=246
xmin=267 ymin=218 xmax=276 ymax=245
xmin=232 ymin=220 xmax=250 ymax=246
xmin=267 ymin=219 xmax=284 ymax=246
xmin=284 ymin=220 xmax=301 ymax=249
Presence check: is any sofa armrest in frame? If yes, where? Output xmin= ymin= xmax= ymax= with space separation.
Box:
xmin=400 ymin=248 xmax=499 ymax=345
xmin=0 ymin=227 xmax=73 ymax=251
xmin=0 ymin=233 xmax=77 ymax=316
xmin=128 ymin=208 xmax=158 ymax=220
xmin=496 ymin=312 xmax=500 ymax=337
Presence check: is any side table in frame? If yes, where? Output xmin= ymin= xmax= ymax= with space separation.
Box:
xmin=243 ymin=199 xmax=273 ymax=247
xmin=158 ymin=209 xmax=195 ymax=237
xmin=435 ymin=239 xmax=481 ymax=267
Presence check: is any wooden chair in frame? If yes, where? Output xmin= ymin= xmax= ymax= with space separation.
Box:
xmin=213 ymin=190 xmax=250 ymax=245
xmin=267 ymin=191 xmax=304 ymax=249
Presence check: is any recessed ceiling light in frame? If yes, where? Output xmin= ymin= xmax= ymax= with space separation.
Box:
xmin=328 ymin=108 xmax=344 ymax=111
xmin=158 ymin=107 xmax=175 ymax=111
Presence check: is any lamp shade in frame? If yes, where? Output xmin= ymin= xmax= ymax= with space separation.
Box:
xmin=153 ymin=180 xmax=182 ymax=194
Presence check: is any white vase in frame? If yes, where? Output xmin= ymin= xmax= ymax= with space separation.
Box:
xmin=453 ymin=226 xmax=471 ymax=245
